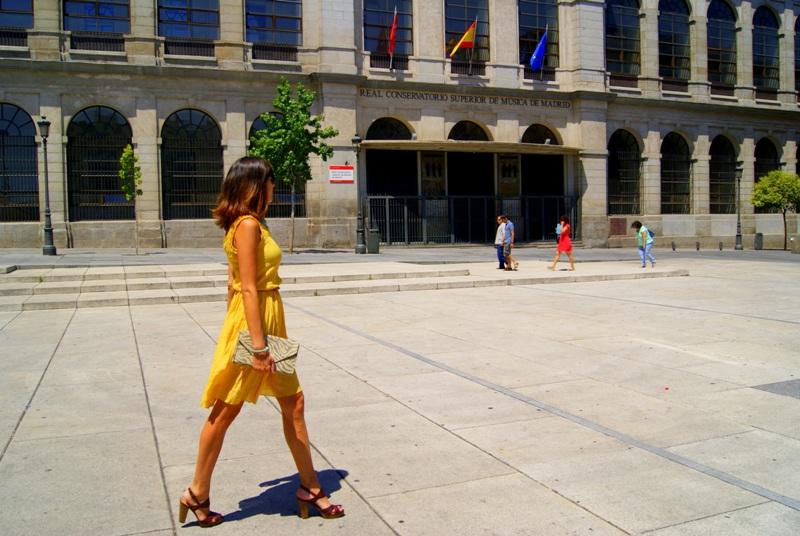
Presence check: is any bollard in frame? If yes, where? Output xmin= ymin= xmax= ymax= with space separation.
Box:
xmin=696 ymin=242 xmax=700 ymax=251
xmin=719 ymin=241 xmax=723 ymax=251
xmin=671 ymin=241 xmax=676 ymax=251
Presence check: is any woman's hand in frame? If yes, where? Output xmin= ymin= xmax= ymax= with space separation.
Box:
xmin=252 ymin=351 xmax=276 ymax=374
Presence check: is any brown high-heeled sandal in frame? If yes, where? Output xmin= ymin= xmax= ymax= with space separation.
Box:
xmin=296 ymin=485 xmax=345 ymax=519
xmin=178 ymin=487 xmax=224 ymax=528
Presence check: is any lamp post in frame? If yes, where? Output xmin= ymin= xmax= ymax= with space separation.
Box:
xmin=352 ymin=135 xmax=366 ymax=254
xmin=734 ymin=161 xmax=743 ymax=251
xmin=37 ymin=117 xmax=57 ymax=256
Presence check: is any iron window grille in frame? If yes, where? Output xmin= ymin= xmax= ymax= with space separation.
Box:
xmin=607 ymin=130 xmax=641 ymax=215
xmin=752 ymin=7 xmax=779 ymax=98
xmin=518 ymin=0 xmax=558 ymax=81
xmin=66 ymin=106 xmax=133 ymax=221
xmin=63 ymin=0 xmax=129 ymax=51
xmin=753 ymin=138 xmax=780 ymax=213
xmin=658 ymin=0 xmax=690 ymax=84
xmin=364 ymin=0 xmax=412 ymax=70
xmin=660 ymin=133 xmax=691 ymax=214
xmin=246 ymin=0 xmax=301 ymax=61
xmin=158 ymin=0 xmax=219 ymax=56
xmin=605 ymin=0 xmax=641 ymax=80
xmin=0 ymin=102 xmax=38 ymax=222
xmin=707 ymin=0 xmax=737 ymax=93
xmin=248 ymin=115 xmax=305 ymax=218
xmin=709 ymin=136 xmax=736 ymax=214
xmin=445 ymin=0 xmax=489 ymax=70
xmin=796 ymin=18 xmax=800 ymax=99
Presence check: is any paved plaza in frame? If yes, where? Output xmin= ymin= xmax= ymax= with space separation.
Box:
xmin=0 ymin=247 xmax=799 ymax=535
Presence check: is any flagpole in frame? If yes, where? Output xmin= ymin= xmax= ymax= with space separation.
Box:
xmin=539 ymin=24 xmax=548 ymax=82
xmin=468 ymin=16 xmax=477 ymax=76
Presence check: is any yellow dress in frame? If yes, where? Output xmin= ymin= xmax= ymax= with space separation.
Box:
xmin=200 ymin=215 xmax=301 ymax=408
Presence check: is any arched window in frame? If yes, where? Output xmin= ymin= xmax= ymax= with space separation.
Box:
xmin=248 ymin=112 xmax=304 ymax=218
xmin=161 ymin=109 xmax=222 ymax=220
xmin=157 ymin=0 xmax=219 ymax=56
xmin=606 ymin=0 xmax=641 ymax=83
xmin=518 ymin=0 xmax=558 ymax=80
xmin=66 ymin=106 xmax=132 ymax=221
xmin=0 ymin=103 xmax=37 ymax=222
xmin=658 ymin=0 xmax=690 ymax=88
xmin=366 ymin=117 xmax=413 ymax=140
xmin=707 ymin=0 xmax=737 ymax=93
xmin=753 ymin=7 xmax=780 ymax=96
xmin=246 ymin=0 xmax=302 ymax=61
xmin=448 ymin=121 xmax=489 ymax=141
xmin=660 ymin=132 xmax=691 ymax=214
xmin=709 ymin=135 xmax=736 ymax=214
xmin=521 ymin=124 xmax=558 ymax=145
xmin=364 ymin=0 xmax=413 ymax=70
xmin=754 ymin=137 xmax=779 ymax=182
xmin=0 ymin=1 xmax=34 ymax=46
xmin=445 ymin=0 xmax=489 ymax=75
xmin=796 ymin=18 xmax=800 ymax=96
xmin=607 ymin=130 xmax=641 ymax=214
xmin=64 ymin=0 xmax=129 ymax=52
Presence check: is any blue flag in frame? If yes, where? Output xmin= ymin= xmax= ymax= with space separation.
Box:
xmin=529 ymin=31 xmax=547 ymax=71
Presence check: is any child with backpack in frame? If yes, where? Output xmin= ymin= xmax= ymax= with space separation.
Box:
xmin=631 ymin=221 xmax=655 ymax=268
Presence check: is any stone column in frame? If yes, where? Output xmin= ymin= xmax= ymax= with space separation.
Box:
xmin=641 ymin=128 xmax=661 ymax=215
xmin=778 ymin=8 xmax=796 ymax=105
xmin=689 ymin=12 xmax=710 ymax=99
xmin=38 ymin=93 xmax=67 ymax=247
xmin=29 ymin=0 xmax=61 ymax=61
xmin=692 ymin=132 xmax=711 ymax=216
xmin=575 ymin=99 xmax=609 ymax=246
xmin=560 ymin=0 xmax=606 ymax=92
xmin=414 ymin=0 xmax=445 ymax=83
xmin=316 ymin=0 xmax=357 ymax=75
xmin=739 ymin=136 xmax=755 ymax=237
xmin=490 ymin=0 xmax=520 ymax=88
xmin=224 ymin=99 xmax=248 ymax=167
xmin=217 ymin=0 xmax=245 ymax=70
xmin=131 ymin=96 xmax=162 ymax=247
xmin=784 ymin=139 xmax=798 ymax=175
xmin=639 ymin=1 xmax=660 ymax=97
xmin=735 ymin=5 xmax=754 ymax=102
xmin=127 ymin=0 xmax=157 ymax=65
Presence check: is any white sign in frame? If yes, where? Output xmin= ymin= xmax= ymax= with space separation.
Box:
xmin=329 ymin=165 xmax=354 ymax=183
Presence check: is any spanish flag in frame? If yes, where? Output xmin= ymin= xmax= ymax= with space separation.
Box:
xmin=449 ymin=18 xmax=477 ymax=58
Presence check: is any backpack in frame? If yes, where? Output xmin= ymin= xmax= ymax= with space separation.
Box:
xmin=647 ymin=228 xmax=655 ymax=239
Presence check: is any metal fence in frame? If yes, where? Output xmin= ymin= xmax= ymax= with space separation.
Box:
xmin=0 ymin=28 xmax=27 ymax=47
xmin=161 ymin=142 xmax=223 ymax=219
xmin=164 ymin=39 xmax=214 ymax=57
xmin=67 ymin=136 xmax=133 ymax=221
xmin=0 ymin=135 xmax=38 ymax=221
xmin=365 ymin=195 xmax=579 ymax=245
xmin=252 ymin=44 xmax=298 ymax=62
xmin=369 ymin=53 xmax=409 ymax=70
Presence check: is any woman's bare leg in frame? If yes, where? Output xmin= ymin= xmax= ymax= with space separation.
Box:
xmin=567 ymin=251 xmax=575 ymax=270
xmin=183 ymin=400 xmax=243 ymax=518
xmin=549 ymin=252 xmax=561 ymax=270
xmin=277 ymin=392 xmax=334 ymax=509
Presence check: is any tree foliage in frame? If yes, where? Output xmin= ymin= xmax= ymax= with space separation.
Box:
xmin=752 ymin=170 xmax=800 ymax=250
xmin=118 ymin=144 xmax=142 ymax=201
xmin=248 ymin=78 xmax=339 ymax=190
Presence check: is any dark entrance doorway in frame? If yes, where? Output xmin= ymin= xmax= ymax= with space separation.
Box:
xmin=521 ymin=154 xmax=564 ymax=241
xmin=447 ymin=151 xmax=494 ymax=242
xmin=366 ymin=150 xmax=417 ymax=195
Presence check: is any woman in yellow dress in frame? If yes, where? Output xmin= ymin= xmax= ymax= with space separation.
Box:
xmin=178 ymin=156 xmax=344 ymax=527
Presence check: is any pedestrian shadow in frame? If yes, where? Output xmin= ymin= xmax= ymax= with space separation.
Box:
xmin=218 ymin=468 xmax=349 ymax=523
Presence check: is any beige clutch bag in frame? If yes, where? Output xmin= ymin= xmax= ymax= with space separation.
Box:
xmin=233 ymin=330 xmax=300 ymax=375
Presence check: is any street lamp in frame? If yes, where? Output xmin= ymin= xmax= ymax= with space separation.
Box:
xmin=352 ymin=134 xmax=366 ymax=254
xmin=37 ymin=117 xmax=57 ymax=256
xmin=734 ymin=161 xmax=743 ymax=251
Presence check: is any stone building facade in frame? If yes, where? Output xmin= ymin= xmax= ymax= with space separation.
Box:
xmin=0 ymin=0 xmax=798 ymax=249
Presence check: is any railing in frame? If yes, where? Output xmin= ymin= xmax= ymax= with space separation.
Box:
xmin=451 ymin=61 xmax=485 ymax=76
xmin=0 ymin=27 xmax=27 ymax=47
xmin=523 ymin=67 xmax=555 ymax=82
xmin=369 ymin=53 xmax=408 ymax=70
xmin=70 ymin=32 xmax=124 ymax=52
xmin=252 ymin=44 xmax=297 ymax=62
xmin=164 ymin=39 xmax=214 ymax=57
xmin=365 ymin=195 xmax=579 ymax=245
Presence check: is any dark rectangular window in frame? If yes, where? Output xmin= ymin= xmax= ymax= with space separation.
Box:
xmin=0 ymin=0 xmax=33 ymax=47
xmin=796 ymin=26 xmax=800 ymax=97
xmin=64 ymin=1 xmax=129 ymax=51
xmin=445 ymin=0 xmax=489 ymax=70
xmin=658 ymin=13 xmax=690 ymax=82
xmin=246 ymin=0 xmax=302 ymax=60
xmin=364 ymin=0 xmax=412 ymax=70
xmin=158 ymin=0 xmax=219 ymax=56
xmin=753 ymin=27 xmax=779 ymax=92
xmin=707 ymin=19 xmax=736 ymax=88
xmin=605 ymin=0 xmax=641 ymax=78
xmin=518 ymin=0 xmax=558 ymax=81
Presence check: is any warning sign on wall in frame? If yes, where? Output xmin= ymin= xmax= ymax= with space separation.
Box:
xmin=328 ymin=165 xmax=354 ymax=183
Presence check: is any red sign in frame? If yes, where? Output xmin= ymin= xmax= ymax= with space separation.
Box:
xmin=329 ymin=165 xmax=354 ymax=183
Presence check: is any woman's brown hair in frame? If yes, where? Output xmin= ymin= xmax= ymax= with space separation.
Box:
xmin=212 ymin=156 xmax=274 ymax=231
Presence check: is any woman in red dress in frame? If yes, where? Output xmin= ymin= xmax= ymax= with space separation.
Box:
xmin=548 ymin=215 xmax=575 ymax=271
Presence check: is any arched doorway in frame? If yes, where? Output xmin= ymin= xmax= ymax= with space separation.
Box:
xmin=161 ymin=109 xmax=223 ymax=220
xmin=66 ymin=106 xmax=133 ymax=221
xmin=0 ymin=103 xmax=38 ymax=222
xmin=521 ymin=124 xmax=565 ymax=240
xmin=249 ymin=113 xmax=305 ymax=218
xmin=709 ymin=135 xmax=737 ymax=214
xmin=365 ymin=117 xmax=416 ymax=195
xmin=607 ymin=129 xmax=641 ymax=214
xmin=447 ymin=121 xmax=493 ymax=242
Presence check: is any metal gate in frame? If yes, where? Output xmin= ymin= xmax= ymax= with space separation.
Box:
xmin=67 ymin=135 xmax=134 ymax=221
xmin=0 ymin=133 xmax=38 ymax=222
xmin=365 ymin=195 xmax=579 ymax=245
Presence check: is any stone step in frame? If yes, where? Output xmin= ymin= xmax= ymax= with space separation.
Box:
xmin=0 ymin=268 xmax=689 ymax=311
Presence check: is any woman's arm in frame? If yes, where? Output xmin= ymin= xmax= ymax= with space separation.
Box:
xmin=234 ymin=217 xmax=273 ymax=372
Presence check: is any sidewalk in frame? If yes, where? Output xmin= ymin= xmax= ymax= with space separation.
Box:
xmin=0 ymin=252 xmax=799 ymax=535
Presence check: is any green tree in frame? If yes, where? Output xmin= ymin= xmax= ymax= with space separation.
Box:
xmin=118 ymin=144 xmax=143 ymax=253
xmin=249 ymin=78 xmax=339 ymax=253
xmin=752 ymin=170 xmax=800 ymax=250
